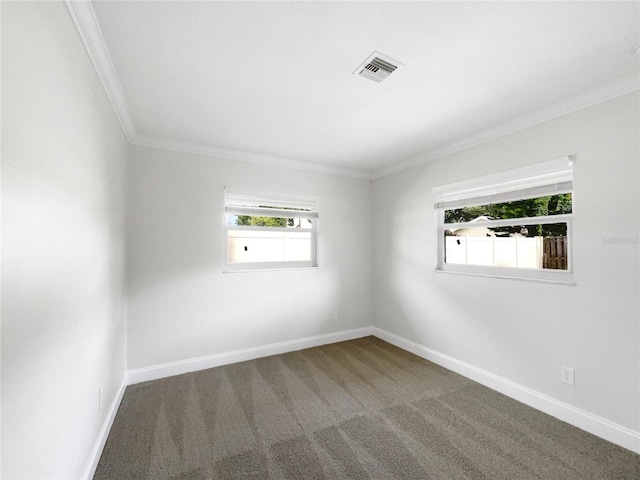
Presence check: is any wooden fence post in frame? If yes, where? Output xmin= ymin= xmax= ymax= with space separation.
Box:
xmin=543 ymin=236 xmax=567 ymax=269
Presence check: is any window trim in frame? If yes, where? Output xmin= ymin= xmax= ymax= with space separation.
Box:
xmin=224 ymin=187 xmax=319 ymax=272
xmin=433 ymin=156 xmax=575 ymax=284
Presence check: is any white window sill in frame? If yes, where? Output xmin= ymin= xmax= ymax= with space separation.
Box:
xmin=434 ymin=268 xmax=576 ymax=286
xmin=224 ymin=266 xmax=319 ymax=274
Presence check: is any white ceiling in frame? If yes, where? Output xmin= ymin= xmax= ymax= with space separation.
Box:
xmin=88 ymin=1 xmax=640 ymax=178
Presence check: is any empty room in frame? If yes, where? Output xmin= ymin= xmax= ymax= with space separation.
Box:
xmin=2 ymin=1 xmax=639 ymax=479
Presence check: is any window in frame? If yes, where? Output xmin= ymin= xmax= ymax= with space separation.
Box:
xmin=224 ymin=188 xmax=318 ymax=271
xmin=433 ymin=156 xmax=574 ymax=283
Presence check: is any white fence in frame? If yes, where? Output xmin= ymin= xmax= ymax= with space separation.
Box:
xmin=446 ymin=236 xmax=544 ymax=269
xmin=228 ymin=230 xmax=311 ymax=263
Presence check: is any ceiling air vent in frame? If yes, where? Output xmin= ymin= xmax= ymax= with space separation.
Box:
xmin=354 ymin=52 xmax=402 ymax=83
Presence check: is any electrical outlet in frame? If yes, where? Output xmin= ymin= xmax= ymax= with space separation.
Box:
xmin=332 ymin=311 xmax=338 ymax=322
xmin=561 ymin=366 xmax=575 ymax=386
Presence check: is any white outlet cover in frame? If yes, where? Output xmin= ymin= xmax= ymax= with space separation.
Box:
xmin=561 ymin=366 xmax=575 ymax=386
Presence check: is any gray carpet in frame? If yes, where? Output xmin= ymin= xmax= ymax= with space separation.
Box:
xmin=94 ymin=336 xmax=640 ymax=479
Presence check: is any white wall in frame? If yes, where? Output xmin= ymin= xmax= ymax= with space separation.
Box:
xmin=373 ymin=92 xmax=639 ymax=434
xmin=1 ymin=2 xmax=128 ymax=479
xmin=126 ymin=145 xmax=372 ymax=370
xmin=3 ymin=4 xmax=637 ymax=477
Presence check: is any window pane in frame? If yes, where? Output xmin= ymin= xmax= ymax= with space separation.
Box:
xmin=227 ymin=230 xmax=311 ymax=263
xmin=445 ymin=193 xmax=572 ymax=223
xmin=226 ymin=214 xmax=313 ymax=228
xmin=445 ymin=223 xmax=568 ymax=270
xmin=226 ymin=201 xmax=312 ymax=213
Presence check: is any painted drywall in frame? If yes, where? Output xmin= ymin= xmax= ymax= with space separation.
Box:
xmin=126 ymin=145 xmax=373 ymax=370
xmin=372 ymin=92 xmax=640 ymax=433
xmin=1 ymin=2 xmax=128 ymax=479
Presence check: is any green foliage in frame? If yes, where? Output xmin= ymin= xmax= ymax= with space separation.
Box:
xmin=235 ymin=205 xmax=313 ymax=228
xmin=236 ymin=215 xmax=287 ymax=227
xmin=445 ymin=194 xmax=572 ymax=237
xmin=548 ymin=193 xmax=572 ymax=215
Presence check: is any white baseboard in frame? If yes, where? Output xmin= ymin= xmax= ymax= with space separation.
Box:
xmin=372 ymin=327 xmax=640 ymax=454
xmin=85 ymin=324 xmax=638 ymax=478
xmin=128 ymin=327 xmax=374 ymax=385
xmin=83 ymin=375 xmax=129 ymax=480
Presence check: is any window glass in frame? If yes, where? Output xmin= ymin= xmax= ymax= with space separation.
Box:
xmin=444 ymin=193 xmax=572 ymax=222
xmin=226 ymin=214 xmax=313 ymax=228
xmin=227 ymin=230 xmax=312 ymax=263
xmin=224 ymin=188 xmax=318 ymax=271
xmin=433 ymin=156 xmax=574 ymax=282
xmin=444 ymin=223 xmax=568 ymax=270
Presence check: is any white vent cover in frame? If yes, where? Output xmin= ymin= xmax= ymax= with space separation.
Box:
xmin=354 ymin=51 xmax=402 ymax=83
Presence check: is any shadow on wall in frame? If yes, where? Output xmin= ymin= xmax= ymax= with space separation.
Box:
xmin=125 ymin=153 xmax=368 ymax=368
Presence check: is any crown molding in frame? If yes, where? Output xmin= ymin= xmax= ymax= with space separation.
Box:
xmin=65 ymin=0 xmax=135 ymax=140
xmin=131 ymin=135 xmax=372 ymax=180
xmin=371 ymin=74 xmax=640 ymax=180
xmin=67 ymin=0 xmax=369 ymax=180
xmin=66 ymin=1 xmax=637 ymax=183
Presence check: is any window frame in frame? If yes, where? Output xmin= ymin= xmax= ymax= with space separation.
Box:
xmin=223 ymin=187 xmax=319 ymax=272
xmin=433 ymin=156 xmax=575 ymax=284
